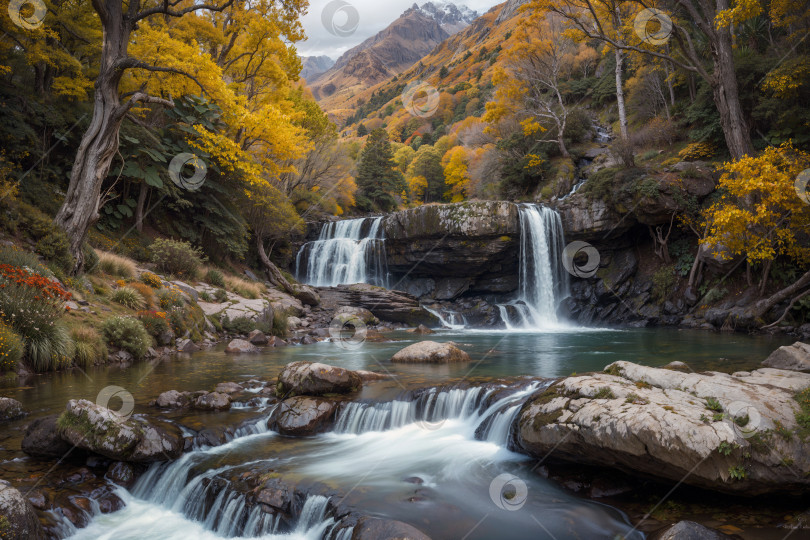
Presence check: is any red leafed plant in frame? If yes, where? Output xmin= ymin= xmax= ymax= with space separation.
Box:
xmin=0 ymin=263 xmax=72 ymax=343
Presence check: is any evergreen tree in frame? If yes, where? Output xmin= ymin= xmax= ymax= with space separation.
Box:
xmin=357 ymin=124 xmax=368 ymax=137
xmin=356 ymin=129 xmax=404 ymax=211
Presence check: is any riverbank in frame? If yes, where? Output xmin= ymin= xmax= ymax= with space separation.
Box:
xmin=1 ymin=330 xmax=806 ymax=539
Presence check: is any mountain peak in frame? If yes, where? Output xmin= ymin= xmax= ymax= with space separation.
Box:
xmin=410 ymin=2 xmax=479 ymax=34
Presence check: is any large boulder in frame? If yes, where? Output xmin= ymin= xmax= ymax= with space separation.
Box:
xmin=763 ymin=342 xmax=810 ymax=372
xmin=225 ymin=339 xmax=259 ymax=354
xmin=391 ymin=341 xmax=470 ymax=364
xmin=649 ymin=521 xmax=734 ymax=540
xmin=351 ymin=517 xmax=431 ymax=540
xmin=0 ymin=481 xmax=45 ymax=539
xmin=277 ymin=361 xmax=362 ymax=396
xmin=293 ymin=284 xmax=321 ymax=307
xmin=333 ymin=306 xmax=379 ymax=326
xmin=0 ymin=397 xmax=24 ymax=421
xmin=154 ymin=390 xmax=192 ymax=409
xmin=21 ymin=415 xmax=74 ymax=458
xmin=57 ymin=399 xmax=184 ymax=462
xmin=516 ymin=362 xmax=810 ymax=495
xmin=194 ymin=392 xmax=232 ymax=411
xmin=319 ymin=284 xmax=439 ymax=326
xmin=270 ymin=396 xmax=337 ymax=436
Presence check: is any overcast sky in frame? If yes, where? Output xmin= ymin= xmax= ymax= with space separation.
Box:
xmin=298 ymin=0 xmax=504 ymax=58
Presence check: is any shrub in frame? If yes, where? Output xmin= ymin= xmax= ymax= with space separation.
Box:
xmin=150 ymin=238 xmax=204 ymax=278
xmin=83 ymin=243 xmax=99 ymax=272
xmin=0 ymin=263 xmax=71 ymax=346
xmin=129 ymin=282 xmax=157 ymax=308
xmin=272 ymin=311 xmax=288 ymax=338
xmin=138 ymin=310 xmax=170 ymax=338
xmin=35 ymin=230 xmax=74 ymax=273
xmin=221 ymin=316 xmax=257 ymax=334
xmin=0 ymin=246 xmax=50 ymax=276
xmin=225 ymin=276 xmax=264 ymax=299
xmin=112 ymin=286 xmax=147 ymax=310
xmin=156 ymin=288 xmax=183 ymax=309
xmin=205 ymin=268 xmax=225 ymax=288
xmin=26 ymin=322 xmax=75 ymax=372
xmin=101 ymin=317 xmax=152 ymax=359
xmin=140 ymin=271 xmax=163 ymax=288
xmin=678 ymin=142 xmax=716 ymax=161
xmin=71 ymin=327 xmax=108 ymax=368
xmin=594 ymin=387 xmax=616 ymax=399
xmin=213 ymin=288 xmax=228 ymax=303
xmin=652 ymin=266 xmax=676 ymax=302
xmin=96 ymin=251 xmax=136 ymax=278
xmin=0 ymin=322 xmax=23 ymax=373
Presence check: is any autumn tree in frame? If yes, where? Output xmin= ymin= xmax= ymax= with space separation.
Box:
xmin=54 ymin=0 xmax=307 ymax=273
xmin=407 ymin=145 xmax=445 ymax=203
xmin=537 ymin=0 xmax=755 ymax=159
xmin=442 ymin=146 xmax=472 ymax=202
xmin=702 ymin=143 xmax=810 ymax=322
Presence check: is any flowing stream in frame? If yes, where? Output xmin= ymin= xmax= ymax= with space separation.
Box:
xmin=294 ymin=217 xmax=388 ymax=287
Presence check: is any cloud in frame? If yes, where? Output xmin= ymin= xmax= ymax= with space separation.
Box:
xmin=298 ymin=0 xmax=503 ymax=58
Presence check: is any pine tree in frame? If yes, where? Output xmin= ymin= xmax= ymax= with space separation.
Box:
xmin=356 ymin=129 xmax=404 ymax=211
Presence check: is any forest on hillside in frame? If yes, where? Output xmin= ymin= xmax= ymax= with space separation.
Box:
xmin=0 ymin=0 xmax=809 ymax=315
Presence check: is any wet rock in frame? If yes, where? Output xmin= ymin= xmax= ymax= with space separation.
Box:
xmin=0 ymin=480 xmax=45 ymax=539
xmin=194 ymin=392 xmax=232 ymax=411
xmin=762 ymin=342 xmax=810 ymax=372
xmin=270 ymin=396 xmax=337 ymax=436
xmin=350 ymin=517 xmax=431 ymax=540
xmin=248 ymin=329 xmax=269 ymax=345
xmin=155 ymin=390 xmax=192 ymax=409
xmin=256 ymin=478 xmax=293 ymax=512
xmin=407 ymin=324 xmax=435 ymax=335
xmin=0 ymin=397 xmax=24 ymax=421
xmin=391 ymin=341 xmax=470 ymax=364
xmin=21 ymin=415 xmax=74 ymax=458
xmin=195 ymin=427 xmax=233 ymax=448
xmin=663 ymin=361 xmax=691 ymax=372
xmin=516 ymin=362 xmax=810 ymax=495
xmin=105 ymin=462 xmax=136 ymax=488
xmin=319 ymin=285 xmax=439 ymax=326
xmin=649 ymin=521 xmax=734 ymax=539
xmin=214 ymin=382 xmax=244 ymax=394
xmin=58 ymin=399 xmax=184 ymax=462
xmin=177 ymin=339 xmax=200 ymax=353
xmin=355 ymin=370 xmax=390 ymax=382
xmin=333 ymin=306 xmax=379 ymax=326
xmin=277 ymin=361 xmax=362 ymax=396
xmin=225 ymin=339 xmax=259 ymax=354
xmin=293 ymin=284 xmax=321 ymax=307
xmin=301 ymin=335 xmax=318 ymax=345
xmin=270 ymin=336 xmax=288 ymax=347
xmin=26 ymin=491 xmax=46 ymax=510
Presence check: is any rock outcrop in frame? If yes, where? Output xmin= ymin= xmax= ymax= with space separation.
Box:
xmin=0 ymin=481 xmax=45 ymax=539
xmin=225 ymin=339 xmax=259 ymax=354
xmin=382 ymin=202 xmax=520 ymax=298
xmin=270 ymin=396 xmax=337 ymax=436
xmin=0 ymin=397 xmax=24 ymax=421
xmin=763 ymin=342 xmax=810 ymax=372
xmin=57 ymin=399 xmax=184 ymax=462
xmin=319 ymin=284 xmax=439 ymax=326
xmin=391 ymin=341 xmax=471 ymax=364
xmin=21 ymin=415 xmax=74 ymax=458
xmin=277 ymin=361 xmax=362 ymax=397
xmin=516 ymin=362 xmax=810 ymax=494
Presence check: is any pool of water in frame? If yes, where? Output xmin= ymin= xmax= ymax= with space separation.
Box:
xmin=0 ymin=328 xmax=791 ymax=539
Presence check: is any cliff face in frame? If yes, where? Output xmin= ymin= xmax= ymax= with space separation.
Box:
xmin=382 ymin=202 xmax=520 ymax=299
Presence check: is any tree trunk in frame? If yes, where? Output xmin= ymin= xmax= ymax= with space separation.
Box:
xmin=256 ymin=235 xmax=295 ymax=294
xmin=747 ymin=269 xmax=810 ymax=320
xmin=709 ymin=30 xmax=754 ymax=159
xmin=135 ymin=181 xmax=148 ymax=233
xmin=614 ymin=47 xmax=628 ymax=140
xmin=55 ymin=7 xmax=131 ymax=274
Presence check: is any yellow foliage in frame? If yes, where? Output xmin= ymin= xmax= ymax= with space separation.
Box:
xmin=716 ymin=0 xmax=764 ymax=28
xmin=679 ymin=142 xmax=717 ymax=161
xmin=442 ymin=147 xmax=472 ymax=203
xmin=702 ymin=143 xmax=810 ymax=265
xmin=406 ymin=176 xmax=428 ymax=205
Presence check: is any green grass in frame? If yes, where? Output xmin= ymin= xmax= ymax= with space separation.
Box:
xmin=594 ymin=387 xmax=616 ymax=399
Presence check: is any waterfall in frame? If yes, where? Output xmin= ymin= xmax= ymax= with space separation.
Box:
xmin=499 ymin=205 xmax=568 ymax=329
xmin=422 ymin=306 xmax=467 ymax=330
xmin=295 ymin=217 xmax=388 ymax=287
xmin=333 ymin=382 xmax=545 ymax=446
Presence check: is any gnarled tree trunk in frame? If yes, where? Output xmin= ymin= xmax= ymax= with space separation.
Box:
xmin=256 ymin=236 xmax=294 ymax=294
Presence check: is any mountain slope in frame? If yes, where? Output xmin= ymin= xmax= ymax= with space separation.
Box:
xmin=310 ymin=2 xmax=477 ymax=114
xmin=300 ymin=56 xmax=335 ymax=82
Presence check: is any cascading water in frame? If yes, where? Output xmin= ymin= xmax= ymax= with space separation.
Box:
xmin=499 ymin=205 xmax=569 ymax=329
xmin=294 ymin=217 xmax=388 ymax=287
